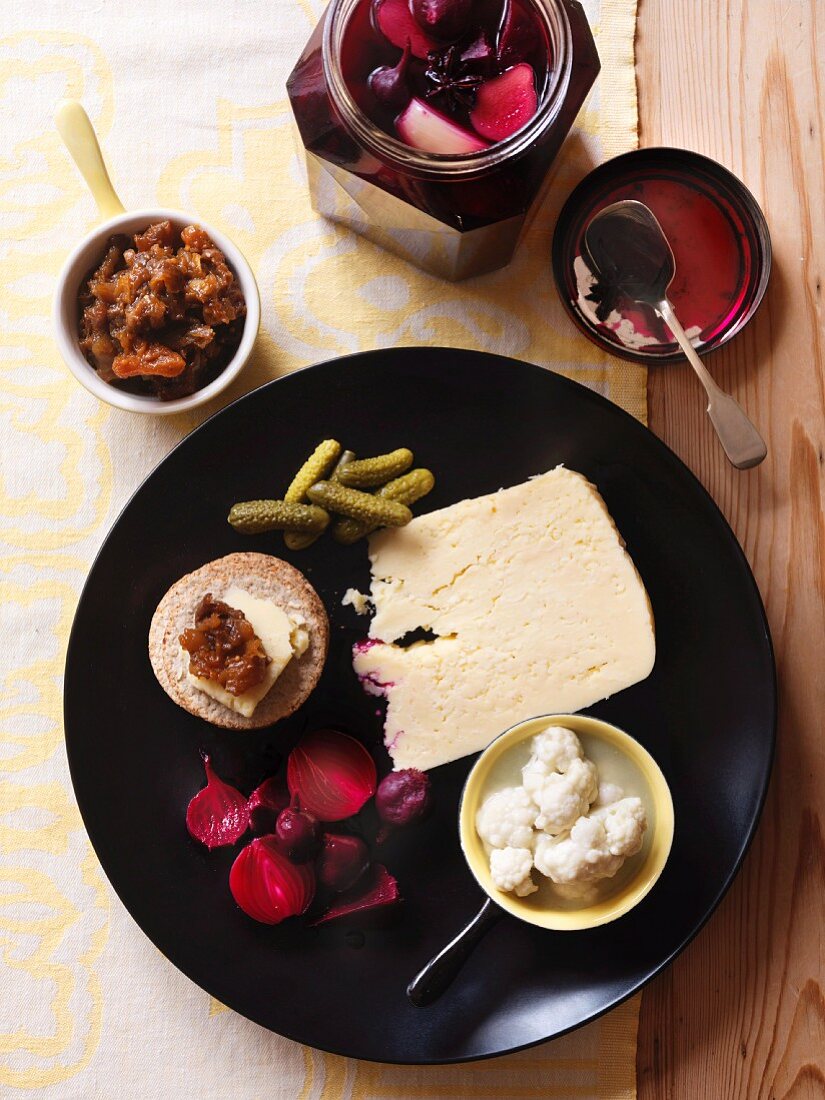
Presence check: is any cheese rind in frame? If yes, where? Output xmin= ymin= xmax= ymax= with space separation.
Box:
xmin=353 ymin=468 xmax=655 ymax=771
xmin=184 ymin=586 xmax=308 ymax=718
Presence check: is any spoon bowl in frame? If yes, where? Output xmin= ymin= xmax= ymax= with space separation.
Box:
xmin=583 ymin=199 xmax=676 ymax=306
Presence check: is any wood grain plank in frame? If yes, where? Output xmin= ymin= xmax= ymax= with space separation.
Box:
xmin=635 ymin=0 xmax=825 ymax=1097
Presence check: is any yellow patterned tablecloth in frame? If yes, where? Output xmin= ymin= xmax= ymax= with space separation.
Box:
xmin=1 ymin=0 xmax=644 ymax=1095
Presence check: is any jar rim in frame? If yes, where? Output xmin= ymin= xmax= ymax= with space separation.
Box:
xmin=322 ymin=0 xmax=574 ymax=179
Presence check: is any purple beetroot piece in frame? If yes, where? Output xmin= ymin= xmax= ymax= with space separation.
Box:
xmin=247 ymin=776 xmax=290 ymax=836
xmin=373 ymin=0 xmax=438 ymax=58
xmin=410 ymin=0 xmax=474 ymax=41
xmin=375 ymin=768 xmax=433 ymax=827
xmin=275 ymin=807 xmax=321 ymax=863
xmin=316 ymin=833 xmax=370 ymax=892
xmin=310 ymin=864 xmax=401 ymax=925
xmin=369 ymin=40 xmax=413 ymax=111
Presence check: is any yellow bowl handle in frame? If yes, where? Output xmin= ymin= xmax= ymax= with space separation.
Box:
xmin=56 ymin=99 xmax=125 ymax=220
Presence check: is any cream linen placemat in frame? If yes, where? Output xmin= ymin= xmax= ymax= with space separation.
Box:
xmin=0 ymin=0 xmax=643 ymax=1095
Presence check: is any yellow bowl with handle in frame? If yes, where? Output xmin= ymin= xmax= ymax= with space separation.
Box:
xmin=459 ymin=713 xmax=675 ymax=931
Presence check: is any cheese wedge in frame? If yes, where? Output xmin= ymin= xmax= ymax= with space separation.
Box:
xmin=185 ymin=586 xmax=309 ymax=718
xmin=353 ymin=468 xmax=655 ymax=771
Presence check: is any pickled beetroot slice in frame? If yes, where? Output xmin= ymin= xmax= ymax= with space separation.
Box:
xmin=461 ymin=31 xmax=497 ymax=72
xmin=186 ymin=755 xmax=249 ymax=850
xmin=396 ymin=97 xmax=490 ymax=154
xmin=470 ymin=63 xmax=538 ymax=141
xmin=410 ymin=0 xmax=473 ymax=41
xmin=373 ymin=0 xmax=438 ymax=59
xmin=247 ymin=776 xmax=290 ymax=836
xmin=496 ymin=0 xmax=536 ymax=65
xmin=369 ymin=40 xmax=412 ymax=112
xmin=316 ymin=833 xmax=370 ymax=892
xmin=311 ymin=863 xmax=401 ymax=925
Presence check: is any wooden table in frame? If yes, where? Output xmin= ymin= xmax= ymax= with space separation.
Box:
xmin=635 ymin=0 xmax=825 ymax=1094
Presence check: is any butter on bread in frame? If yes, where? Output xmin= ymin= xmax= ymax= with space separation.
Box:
xmin=149 ymin=552 xmax=328 ymax=730
xmin=353 ymin=468 xmax=655 ymax=770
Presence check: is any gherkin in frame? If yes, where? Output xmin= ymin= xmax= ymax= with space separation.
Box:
xmin=333 ymin=469 xmax=435 ymax=544
xmin=280 ymin=439 xmax=341 ymax=548
xmin=284 ymin=439 xmax=342 ymax=503
xmin=307 ymin=481 xmax=412 ymax=527
xmin=336 ymin=448 xmax=414 ymax=489
xmin=228 ymin=500 xmax=330 ymax=535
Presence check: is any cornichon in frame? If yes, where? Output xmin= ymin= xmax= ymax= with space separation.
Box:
xmin=285 ymin=439 xmax=342 ymax=503
xmin=307 ymin=481 xmax=413 ymax=527
xmin=336 ymin=448 xmax=414 ymax=489
xmin=333 ymin=468 xmax=435 ymax=544
xmin=228 ymin=500 xmax=330 ymax=535
xmin=283 ymin=528 xmax=325 ymax=551
xmin=281 ymin=439 xmax=340 ymax=550
xmin=331 ymin=449 xmax=356 ymax=481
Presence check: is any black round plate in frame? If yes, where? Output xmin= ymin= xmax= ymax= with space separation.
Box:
xmin=64 ymin=348 xmax=775 ymax=1064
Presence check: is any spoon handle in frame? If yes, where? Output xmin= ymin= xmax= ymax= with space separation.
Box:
xmin=406 ymin=898 xmax=502 ymax=1008
xmin=657 ymin=298 xmax=767 ymax=470
xmin=55 ymin=100 xmax=125 ymax=221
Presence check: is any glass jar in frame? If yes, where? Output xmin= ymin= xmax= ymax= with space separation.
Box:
xmin=287 ymin=0 xmax=600 ymax=280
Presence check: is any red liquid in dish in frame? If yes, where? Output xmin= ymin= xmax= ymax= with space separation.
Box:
xmin=604 ymin=177 xmax=745 ymax=345
xmin=557 ymin=157 xmax=768 ymax=359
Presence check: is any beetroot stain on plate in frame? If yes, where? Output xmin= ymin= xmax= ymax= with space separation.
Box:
xmin=186 ymin=754 xmax=250 ymax=849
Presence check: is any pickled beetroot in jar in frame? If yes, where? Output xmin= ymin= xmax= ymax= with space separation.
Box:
xmin=340 ymin=0 xmax=551 ymax=152
xmin=287 ymin=0 xmax=600 ymax=279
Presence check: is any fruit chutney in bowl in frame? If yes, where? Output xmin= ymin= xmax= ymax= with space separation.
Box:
xmin=287 ymin=0 xmax=600 ymax=280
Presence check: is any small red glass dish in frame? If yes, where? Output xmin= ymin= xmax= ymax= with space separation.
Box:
xmin=551 ymin=147 xmax=772 ymax=363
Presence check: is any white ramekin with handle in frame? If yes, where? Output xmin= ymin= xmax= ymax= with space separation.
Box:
xmin=52 ymin=100 xmax=260 ymax=416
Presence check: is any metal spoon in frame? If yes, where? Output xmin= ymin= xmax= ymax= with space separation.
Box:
xmin=583 ymin=200 xmax=767 ymax=470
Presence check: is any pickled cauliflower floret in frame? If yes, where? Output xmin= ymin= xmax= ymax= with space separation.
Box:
xmin=523 ymin=755 xmax=598 ymax=834
xmin=598 ymin=796 xmax=647 ymax=854
xmin=552 ymin=880 xmax=600 ymax=903
xmin=595 ymin=781 xmax=624 ymax=808
xmin=475 ymin=786 xmax=537 ymax=850
xmin=533 ymin=797 xmax=647 ymax=885
xmin=530 ymin=726 xmax=584 ymax=771
xmin=490 ymin=846 xmax=538 ymax=897
xmin=475 ymin=725 xmax=648 ymax=899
